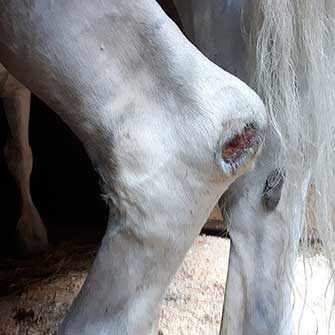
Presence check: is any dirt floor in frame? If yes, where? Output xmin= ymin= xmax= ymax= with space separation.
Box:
xmin=0 ymin=236 xmax=334 ymax=335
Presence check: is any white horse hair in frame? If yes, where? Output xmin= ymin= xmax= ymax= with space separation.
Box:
xmin=247 ymin=0 xmax=335 ymax=328
xmin=248 ymin=0 xmax=335 ymax=264
xmin=249 ymin=0 xmax=335 ymax=242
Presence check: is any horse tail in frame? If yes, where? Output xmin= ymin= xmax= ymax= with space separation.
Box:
xmin=246 ymin=0 xmax=335 ymax=302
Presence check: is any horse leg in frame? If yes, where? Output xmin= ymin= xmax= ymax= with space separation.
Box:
xmin=58 ymin=111 xmax=266 ymax=335
xmin=59 ymin=171 xmax=227 ymax=334
xmin=219 ymin=134 xmax=299 ymax=335
xmin=2 ymin=75 xmax=48 ymax=255
xmin=57 ymin=90 xmax=267 ymax=335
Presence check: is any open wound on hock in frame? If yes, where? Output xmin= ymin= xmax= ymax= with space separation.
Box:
xmin=218 ymin=122 xmax=264 ymax=176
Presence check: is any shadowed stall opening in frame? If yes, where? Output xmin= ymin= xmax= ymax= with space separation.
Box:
xmin=0 ymin=95 xmax=109 ymax=260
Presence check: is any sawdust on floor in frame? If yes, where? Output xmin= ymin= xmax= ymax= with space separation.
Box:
xmin=0 ymin=236 xmax=228 ymax=335
xmin=0 ymin=236 xmax=334 ymax=335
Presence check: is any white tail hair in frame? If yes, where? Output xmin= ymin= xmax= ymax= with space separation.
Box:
xmin=247 ymin=0 xmax=335 ymax=252
xmin=246 ymin=0 xmax=335 ymax=325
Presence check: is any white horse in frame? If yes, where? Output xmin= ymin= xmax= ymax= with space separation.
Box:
xmin=0 ymin=0 xmax=334 ymax=334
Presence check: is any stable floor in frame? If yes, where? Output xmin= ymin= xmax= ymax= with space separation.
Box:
xmin=0 ymin=236 xmax=334 ymax=335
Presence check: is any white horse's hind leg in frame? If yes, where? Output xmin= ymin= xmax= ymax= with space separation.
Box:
xmin=2 ymin=75 xmax=48 ymax=255
xmin=219 ymin=134 xmax=298 ymax=335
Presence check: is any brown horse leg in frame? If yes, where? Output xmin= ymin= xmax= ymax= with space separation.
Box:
xmin=3 ymin=75 xmax=48 ymax=255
